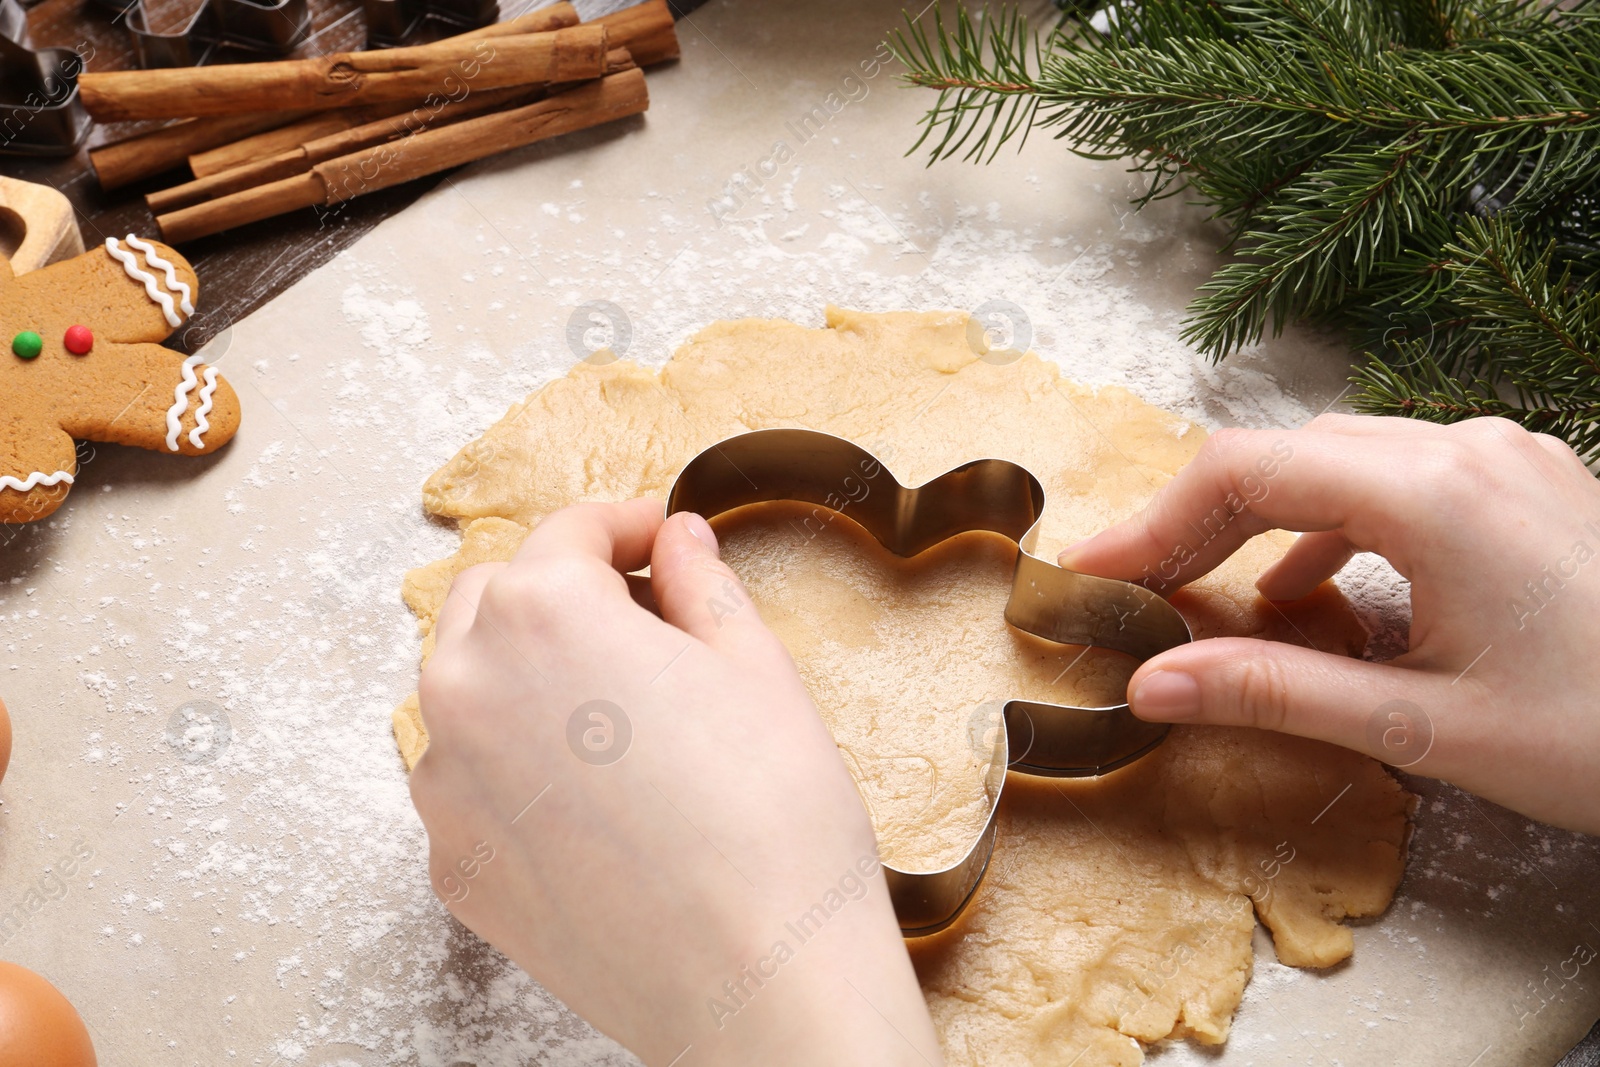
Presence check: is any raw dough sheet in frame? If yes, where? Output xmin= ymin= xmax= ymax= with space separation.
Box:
xmin=394 ymin=307 xmax=1413 ymax=1065
xmin=0 ymin=1 xmax=1595 ymax=1064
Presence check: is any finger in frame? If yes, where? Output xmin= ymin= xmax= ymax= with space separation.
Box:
xmin=1056 ymin=428 xmax=1415 ymax=590
xmin=625 ymin=572 xmax=658 ymax=614
xmin=1126 ymin=637 xmax=1452 ymax=769
xmin=650 ymin=512 xmax=778 ymax=655
xmin=432 ymin=562 xmax=502 ymax=649
xmin=1256 ymin=530 xmax=1357 ymax=602
xmin=1531 ymin=431 xmax=1593 ymax=477
xmin=513 ymin=498 xmax=664 ymax=575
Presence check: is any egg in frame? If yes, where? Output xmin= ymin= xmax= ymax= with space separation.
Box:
xmin=0 ymin=695 xmax=11 ymax=784
xmin=0 ymin=962 xmax=96 ymax=1067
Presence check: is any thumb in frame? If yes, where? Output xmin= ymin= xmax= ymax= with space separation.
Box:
xmin=650 ymin=512 xmax=777 ymax=655
xmin=1129 ymin=637 xmax=1449 ymax=770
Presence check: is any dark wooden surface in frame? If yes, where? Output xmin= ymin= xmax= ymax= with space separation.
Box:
xmin=5 ymin=0 xmax=421 ymax=351
xmin=0 ymin=0 xmax=699 ymax=351
xmin=1566 ymin=1021 xmax=1600 ymax=1067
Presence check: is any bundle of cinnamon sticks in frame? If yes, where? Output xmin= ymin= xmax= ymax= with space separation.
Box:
xmin=87 ymin=0 xmax=676 ymax=244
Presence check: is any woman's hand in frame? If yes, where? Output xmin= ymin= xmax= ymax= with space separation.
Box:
xmin=409 ymin=499 xmax=942 ymax=1067
xmin=1061 ymin=414 xmax=1600 ymax=833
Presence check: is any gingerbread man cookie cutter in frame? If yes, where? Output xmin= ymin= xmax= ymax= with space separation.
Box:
xmin=666 ymin=428 xmax=1192 ymax=936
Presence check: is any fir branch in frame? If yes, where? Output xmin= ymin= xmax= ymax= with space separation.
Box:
xmin=1353 ymin=355 xmax=1514 ymax=424
xmin=1184 ymin=138 xmax=1444 ymax=354
xmin=1354 ymin=216 xmax=1600 ymax=459
xmin=899 ymin=6 xmax=1050 ymax=164
xmin=896 ymin=0 xmax=1600 ymax=464
xmin=1354 ymin=355 xmax=1600 ymax=461
xmin=898 ymin=6 xmax=1600 ymax=162
xmin=1445 ymin=217 xmax=1600 ymax=383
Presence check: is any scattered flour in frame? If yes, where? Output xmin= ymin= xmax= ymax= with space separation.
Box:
xmin=9 ymin=19 xmax=1597 ymax=1067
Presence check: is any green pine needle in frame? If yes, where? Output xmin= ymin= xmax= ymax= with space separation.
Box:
xmin=893 ymin=0 xmax=1600 ymax=465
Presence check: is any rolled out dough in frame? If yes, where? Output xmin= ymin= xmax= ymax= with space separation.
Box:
xmin=393 ymin=308 xmax=1413 ymax=1064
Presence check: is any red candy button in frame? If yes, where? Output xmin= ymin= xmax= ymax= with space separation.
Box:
xmin=63 ymin=325 xmax=92 ymax=355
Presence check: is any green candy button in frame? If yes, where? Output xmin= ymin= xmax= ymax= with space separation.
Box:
xmin=11 ymin=331 xmax=42 ymax=360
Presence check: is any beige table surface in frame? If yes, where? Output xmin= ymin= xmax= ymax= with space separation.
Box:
xmin=4 ymin=2 xmax=1599 ymax=1065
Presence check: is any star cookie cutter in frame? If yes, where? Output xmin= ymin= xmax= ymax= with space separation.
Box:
xmin=0 ymin=0 xmax=91 ymax=156
xmin=91 ymin=0 xmax=311 ymax=68
xmin=666 ymin=428 xmax=1193 ymax=936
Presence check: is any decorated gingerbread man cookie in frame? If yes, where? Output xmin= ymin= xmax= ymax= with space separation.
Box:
xmin=0 ymin=235 xmax=240 ymax=523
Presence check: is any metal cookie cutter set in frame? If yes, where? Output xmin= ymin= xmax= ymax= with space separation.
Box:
xmin=90 ymin=0 xmax=312 ymax=68
xmin=666 ymin=428 xmax=1193 ymax=937
xmin=91 ymin=0 xmax=497 ymax=65
xmin=0 ymin=0 xmax=90 ymax=155
xmin=365 ymin=0 xmax=498 ymax=49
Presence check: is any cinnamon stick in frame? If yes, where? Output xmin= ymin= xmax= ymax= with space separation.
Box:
xmin=189 ymin=57 xmax=637 ymax=181
xmin=179 ymin=5 xmax=582 ymax=178
xmin=596 ymin=0 xmax=677 ymax=65
xmin=148 ymin=84 xmax=541 ymax=213
xmin=157 ymin=67 xmax=648 ymax=244
xmin=172 ymin=45 xmax=636 ymax=203
xmin=618 ymin=24 xmax=680 ymax=68
xmin=80 ymin=23 xmax=607 ymax=122
xmin=189 ymin=102 xmax=418 ymax=177
xmin=90 ymin=110 xmax=309 ymax=189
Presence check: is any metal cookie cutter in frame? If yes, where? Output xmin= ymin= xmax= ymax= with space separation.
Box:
xmin=91 ymin=0 xmax=311 ymax=68
xmin=0 ymin=0 xmax=91 ymax=156
xmin=666 ymin=428 xmax=1193 ymax=937
xmin=364 ymin=0 xmax=498 ymax=50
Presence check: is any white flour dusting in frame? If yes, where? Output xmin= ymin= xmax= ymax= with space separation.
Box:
xmin=268 ymin=168 xmax=1430 ymax=1063
xmin=21 ymin=27 xmax=1598 ymax=1067
xmin=73 ymin=153 xmax=1591 ymax=1066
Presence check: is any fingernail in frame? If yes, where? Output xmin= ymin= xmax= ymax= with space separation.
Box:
xmin=1254 ymin=572 xmax=1302 ymax=605
xmin=1057 ymin=537 xmax=1092 ymax=568
xmin=1132 ymin=670 xmax=1201 ymax=721
xmin=683 ymin=512 xmax=718 ymax=551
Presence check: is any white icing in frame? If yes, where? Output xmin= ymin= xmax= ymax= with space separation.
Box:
xmin=105 ymin=236 xmax=194 ymax=328
xmin=0 ymin=470 xmax=73 ymax=493
xmin=127 ymin=236 xmax=195 ymax=318
xmin=100 ymin=236 xmax=215 ymax=450
xmin=165 ymin=351 xmax=216 ymax=447
xmin=189 ymin=365 xmax=219 ymax=449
